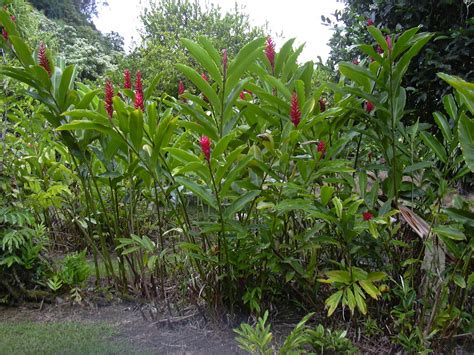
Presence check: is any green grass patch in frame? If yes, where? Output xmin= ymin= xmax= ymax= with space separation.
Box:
xmin=0 ymin=322 xmax=138 ymax=354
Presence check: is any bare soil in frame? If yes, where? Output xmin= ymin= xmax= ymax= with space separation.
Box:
xmin=0 ymin=300 xmax=245 ymax=354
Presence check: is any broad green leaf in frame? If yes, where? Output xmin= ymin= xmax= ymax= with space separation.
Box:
xmin=164 ymin=147 xmax=200 ymax=164
xmin=458 ymin=114 xmax=474 ymax=172
xmin=224 ymin=190 xmax=260 ymax=218
xmin=320 ymin=185 xmax=334 ymax=206
xmin=9 ymin=35 xmax=35 ymax=67
xmin=433 ymin=111 xmax=452 ymax=143
xmin=181 ymin=38 xmax=222 ymax=86
xmin=129 ymin=109 xmax=144 ymax=151
xmin=420 ymin=131 xmax=447 ymax=163
xmin=332 ymin=197 xmax=343 ymax=219
xmin=359 ymin=280 xmax=380 ymax=299
xmin=433 ymin=226 xmax=466 ymax=241
xmin=325 ymin=290 xmax=343 ymax=316
xmin=176 ymin=64 xmax=221 ymax=113
xmin=175 ymin=176 xmax=217 ymax=210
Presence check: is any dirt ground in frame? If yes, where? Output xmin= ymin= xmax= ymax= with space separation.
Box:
xmin=0 ymin=300 xmax=246 ymax=354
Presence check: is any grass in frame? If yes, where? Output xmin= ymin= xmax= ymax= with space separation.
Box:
xmin=0 ymin=322 xmax=140 ymax=354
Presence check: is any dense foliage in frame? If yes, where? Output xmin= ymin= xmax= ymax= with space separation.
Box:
xmin=326 ymin=0 xmax=474 ymax=122
xmin=125 ymin=0 xmax=265 ymax=95
xmin=1 ymin=0 xmax=473 ymax=352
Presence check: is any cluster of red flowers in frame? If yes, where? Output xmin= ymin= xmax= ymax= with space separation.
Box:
xmin=363 ymin=212 xmax=374 ymax=221
xmin=123 ymin=69 xmax=132 ymax=90
xmin=178 ymin=80 xmax=185 ymax=96
xmin=38 ymin=42 xmax=52 ymax=76
xmin=200 ymin=136 xmax=211 ymax=161
xmin=105 ymin=79 xmax=114 ymax=119
xmin=290 ymin=92 xmax=301 ymax=127
xmin=365 ymin=101 xmax=375 ymax=113
xmin=134 ymin=71 xmax=144 ymax=111
xmin=1 ymin=12 xmax=16 ymax=41
xmin=265 ymin=36 xmax=276 ymax=71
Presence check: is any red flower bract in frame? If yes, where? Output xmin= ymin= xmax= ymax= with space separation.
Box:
xmin=319 ymin=98 xmax=326 ymax=112
xmin=38 ymin=42 xmax=51 ymax=76
xmin=363 ymin=212 xmax=374 ymax=221
xmin=178 ymin=80 xmax=185 ymax=96
xmin=134 ymin=91 xmax=144 ymax=111
xmin=105 ymin=79 xmax=114 ymax=119
xmin=367 ymin=18 xmax=374 ymax=26
xmin=317 ymin=140 xmax=326 ymax=154
xmin=265 ymin=36 xmax=275 ymax=70
xmin=1 ymin=28 xmax=7 ymax=41
xmin=290 ymin=92 xmax=301 ymax=128
xmin=124 ymin=69 xmax=132 ymax=90
xmin=200 ymin=136 xmax=211 ymax=161
xmin=135 ymin=71 xmax=143 ymax=97
xmin=201 ymin=72 xmax=208 ymax=82
xmin=386 ymin=35 xmax=393 ymax=52
xmin=366 ymin=101 xmax=375 ymax=113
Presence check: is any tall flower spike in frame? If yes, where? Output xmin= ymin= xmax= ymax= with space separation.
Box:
xmin=38 ymin=42 xmax=51 ymax=76
xmin=290 ymin=92 xmax=301 ymax=128
xmin=105 ymin=79 xmax=114 ymax=119
xmin=265 ymin=36 xmax=275 ymax=71
xmin=222 ymin=48 xmax=228 ymax=77
xmin=178 ymin=80 xmax=185 ymax=96
xmin=124 ymin=69 xmax=132 ymax=90
xmin=134 ymin=91 xmax=144 ymax=111
xmin=386 ymin=35 xmax=393 ymax=53
xmin=200 ymin=136 xmax=211 ymax=161
xmin=135 ymin=71 xmax=143 ymax=97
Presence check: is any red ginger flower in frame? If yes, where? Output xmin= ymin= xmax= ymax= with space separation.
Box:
xmin=38 ymin=42 xmax=51 ymax=76
xmin=1 ymin=28 xmax=7 ymax=41
xmin=200 ymin=136 xmax=211 ymax=161
xmin=386 ymin=35 xmax=393 ymax=52
xmin=123 ymin=69 xmax=132 ymax=89
xmin=134 ymin=91 xmax=144 ymax=111
xmin=201 ymin=72 xmax=208 ymax=82
xmin=135 ymin=71 xmax=143 ymax=97
xmin=365 ymin=101 xmax=375 ymax=113
xmin=317 ymin=140 xmax=326 ymax=154
xmin=239 ymin=91 xmax=246 ymax=100
xmin=363 ymin=211 xmax=374 ymax=221
xmin=105 ymin=79 xmax=114 ymax=119
xmin=319 ymin=98 xmax=326 ymax=112
xmin=352 ymin=58 xmax=360 ymax=65
xmin=265 ymin=36 xmax=276 ymax=70
xmin=376 ymin=45 xmax=383 ymax=54
xmin=290 ymin=92 xmax=301 ymax=127
xmin=367 ymin=18 xmax=374 ymax=26
xmin=178 ymin=80 xmax=185 ymax=96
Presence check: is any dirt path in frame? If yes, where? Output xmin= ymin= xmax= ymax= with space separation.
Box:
xmin=0 ymin=302 xmax=245 ymax=354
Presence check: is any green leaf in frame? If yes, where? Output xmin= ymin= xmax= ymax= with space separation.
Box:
xmin=320 ymin=185 xmax=334 ymax=206
xmin=9 ymin=35 xmax=35 ymax=67
xmin=325 ymin=290 xmax=343 ymax=316
xmin=56 ymin=120 xmax=111 ymax=134
xmin=453 ymin=274 xmax=466 ymax=289
xmin=224 ymin=190 xmax=260 ymax=218
xmin=129 ymin=110 xmax=144 ymax=151
xmin=57 ymin=65 xmax=76 ymax=110
xmin=332 ymin=197 xmax=343 ymax=219
xmin=359 ymin=280 xmax=380 ymax=300
xmin=164 ymin=147 xmax=200 ymax=164
xmin=433 ymin=112 xmax=452 ymax=144
xmin=175 ymin=176 xmax=217 ymax=210
xmin=433 ymin=226 xmax=466 ymax=241
xmin=181 ymin=38 xmax=222 ymax=86
xmin=325 ymin=270 xmax=351 ymax=283
xmin=420 ymin=131 xmax=447 ymax=163
xmin=458 ymin=115 xmax=474 ymax=172
xmin=442 ymin=94 xmax=457 ymax=120
xmin=176 ymin=64 xmax=221 ymax=113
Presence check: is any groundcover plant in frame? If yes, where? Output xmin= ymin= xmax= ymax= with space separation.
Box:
xmin=0 ymin=0 xmax=472 ymax=352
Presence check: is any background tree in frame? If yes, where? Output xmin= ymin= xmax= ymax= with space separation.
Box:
xmin=28 ymin=0 xmax=104 ymax=25
xmin=125 ymin=0 xmax=266 ymax=95
xmin=325 ymin=0 xmax=474 ymax=122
